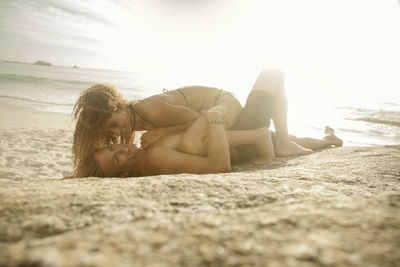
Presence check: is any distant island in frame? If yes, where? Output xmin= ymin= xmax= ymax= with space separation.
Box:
xmin=3 ymin=60 xmax=28 ymax=64
xmin=2 ymin=60 xmax=84 ymax=69
xmin=34 ymin=60 xmax=52 ymax=66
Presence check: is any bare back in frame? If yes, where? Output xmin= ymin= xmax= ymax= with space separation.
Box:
xmin=133 ymin=86 xmax=242 ymax=129
xmin=143 ymin=86 xmax=236 ymax=111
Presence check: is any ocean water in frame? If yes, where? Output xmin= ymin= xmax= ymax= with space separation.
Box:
xmin=1 ymin=61 xmax=399 ymax=146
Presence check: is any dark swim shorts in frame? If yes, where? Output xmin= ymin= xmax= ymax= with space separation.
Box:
xmin=231 ymin=90 xmax=276 ymax=162
xmin=232 ymin=90 xmax=274 ymax=130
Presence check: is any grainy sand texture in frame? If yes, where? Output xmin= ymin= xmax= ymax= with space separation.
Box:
xmin=0 ymin=105 xmax=399 ymax=267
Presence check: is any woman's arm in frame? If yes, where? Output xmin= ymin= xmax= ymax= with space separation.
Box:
xmin=135 ymin=100 xmax=201 ymax=127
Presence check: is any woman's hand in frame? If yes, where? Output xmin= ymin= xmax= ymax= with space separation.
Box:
xmin=208 ymin=105 xmax=227 ymax=117
xmin=207 ymin=105 xmax=229 ymax=127
xmin=201 ymin=109 xmax=224 ymax=123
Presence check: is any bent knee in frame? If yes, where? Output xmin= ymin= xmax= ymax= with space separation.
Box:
xmin=252 ymin=69 xmax=285 ymax=94
xmin=259 ymin=68 xmax=284 ymax=81
xmin=269 ymin=153 xmax=276 ymax=162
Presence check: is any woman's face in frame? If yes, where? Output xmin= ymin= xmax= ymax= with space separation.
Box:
xmin=106 ymin=111 xmax=130 ymax=139
xmin=94 ymin=144 xmax=138 ymax=177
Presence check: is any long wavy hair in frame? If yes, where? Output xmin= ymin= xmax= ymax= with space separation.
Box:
xmin=72 ymin=84 xmax=127 ymax=177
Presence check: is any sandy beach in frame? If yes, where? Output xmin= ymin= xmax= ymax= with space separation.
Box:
xmin=0 ymin=106 xmax=399 ymax=267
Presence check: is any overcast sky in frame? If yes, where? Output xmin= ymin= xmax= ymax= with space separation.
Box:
xmin=1 ymin=0 xmax=399 ymax=102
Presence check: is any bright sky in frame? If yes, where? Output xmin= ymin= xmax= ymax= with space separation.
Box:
xmin=1 ymin=0 xmax=399 ymax=105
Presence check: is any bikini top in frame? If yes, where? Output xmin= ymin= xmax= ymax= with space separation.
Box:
xmin=131 ymin=87 xmax=226 ymax=130
xmin=213 ymin=89 xmax=232 ymax=106
xmin=129 ymin=88 xmax=185 ymax=131
xmin=163 ymin=88 xmax=189 ymax=107
xmin=165 ymin=87 xmax=229 ymax=107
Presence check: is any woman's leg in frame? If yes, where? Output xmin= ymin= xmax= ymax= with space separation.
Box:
xmin=237 ymin=69 xmax=312 ymax=157
xmin=289 ymin=127 xmax=343 ymax=150
xmin=178 ymin=123 xmax=275 ymax=165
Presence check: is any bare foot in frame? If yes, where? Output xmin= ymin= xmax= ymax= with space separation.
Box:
xmin=324 ymin=126 xmax=343 ymax=147
xmin=325 ymin=126 xmax=334 ymax=135
xmin=253 ymin=128 xmax=275 ymax=165
xmin=274 ymin=138 xmax=313 ymax=157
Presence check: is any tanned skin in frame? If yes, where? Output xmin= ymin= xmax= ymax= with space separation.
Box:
xmin=95 ymin=110 xmax=234 ymax=177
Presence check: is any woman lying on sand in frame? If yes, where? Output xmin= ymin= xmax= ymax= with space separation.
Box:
xmin=84 ymin=110 xmax=269 ymax=177
xmin=84 ymin=117 xmax=342 ymax=178
xmin=72 ymin=69 xmax=342 ymax=177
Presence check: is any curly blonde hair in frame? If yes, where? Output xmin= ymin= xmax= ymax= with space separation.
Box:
xmin=77 ymin=150 xmax=105 ymax=178
xmin=72 ymin=84 xmax=127 ymax=177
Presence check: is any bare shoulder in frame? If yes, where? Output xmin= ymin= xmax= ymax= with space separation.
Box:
xmin=134 ymin=94 xmax=173 ymax=121
xmin=136 ymin=93 xmax=170 ymax=109
xmin=178 ymin=86 xmax=220 ymax=109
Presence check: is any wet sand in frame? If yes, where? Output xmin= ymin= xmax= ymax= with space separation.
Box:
xmin=0 ymin=107 xmax=399 ymax=266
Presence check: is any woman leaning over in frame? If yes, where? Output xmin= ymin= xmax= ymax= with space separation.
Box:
xmin=72 ymin=84 xmax=242 ymax=177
